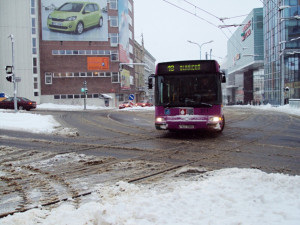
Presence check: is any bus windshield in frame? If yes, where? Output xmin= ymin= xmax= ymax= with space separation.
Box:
xmin=156 ymin=73 xmax=222 ymax=107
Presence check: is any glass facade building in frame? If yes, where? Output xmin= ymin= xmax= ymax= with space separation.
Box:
xmin=264 ymin=0 xmax=300 ymax=105
xmin=226 ymin=8 xmax=264 ymax=105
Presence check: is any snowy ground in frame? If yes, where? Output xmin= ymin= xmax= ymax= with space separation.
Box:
xmin=1 ymin=104 xmax=300 ymax=224
xmin=1 ymin=168 xmax=300 ymax=225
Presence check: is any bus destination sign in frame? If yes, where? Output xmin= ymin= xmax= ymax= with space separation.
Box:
xmin=167 ymin=64 xmax=201 ymax=72
xmin=157 ymin=60 xmax=219 ymax=75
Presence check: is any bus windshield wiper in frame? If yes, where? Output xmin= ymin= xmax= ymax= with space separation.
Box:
xmin=199 ymin=102 xmax=213 ymax=107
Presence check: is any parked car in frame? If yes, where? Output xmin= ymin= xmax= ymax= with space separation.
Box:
xmin=47 ymin=2 xmax=103 ymax=34
xmin=135 ymin=100 xmax=153 ymax=107
xmin=0 ymin=97 xmax=36 ymax=111
xmin=119 ymin=101 xmax=133 ymax=109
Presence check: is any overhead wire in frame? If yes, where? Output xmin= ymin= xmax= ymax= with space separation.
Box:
xmin=161 ymin=0 xmax=254 ymax=57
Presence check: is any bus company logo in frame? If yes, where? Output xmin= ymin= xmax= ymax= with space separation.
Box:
xmin=179 ymin=108 xmax=194 ymax=115
xmin=180 ymin=109 xmax=187 ymax=115
xmin=180 ymin=64 xmax=201 ymax=71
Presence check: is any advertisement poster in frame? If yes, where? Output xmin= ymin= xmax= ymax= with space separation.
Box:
xmin=87 ymin=57 xmax=109 ymax=70
xmin=41 ymin=0 xmax=108 ymax=41
xmin=121 ymin=69 xmax=130 ymax=90
xmin=118 ymin=0 xmax=130 ymax=63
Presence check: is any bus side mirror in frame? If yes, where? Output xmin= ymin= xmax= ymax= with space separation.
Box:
xmin=148 ymin=74 xmax=154 ymax=89
xmin=221 ymin=72 xmax=226 ymax=83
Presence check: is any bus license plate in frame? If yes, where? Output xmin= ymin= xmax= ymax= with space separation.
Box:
xmin=179 ymin=125 xmax=194 ymax=129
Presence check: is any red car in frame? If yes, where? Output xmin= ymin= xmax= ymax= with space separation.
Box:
xmin=135 ymin=100 xmax=153 ymax=107
xmin=0 ymin=97 xmax=36 ymax=111
xmin=119 ymin=101 xmax=133 ymax=109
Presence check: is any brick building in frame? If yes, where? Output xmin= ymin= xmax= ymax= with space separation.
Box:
xmin=1 ymin=0 xmax=142 ymax=108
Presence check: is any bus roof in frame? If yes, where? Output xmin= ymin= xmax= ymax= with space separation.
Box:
xmin=155 ymin=60 xmax=220 ymax=75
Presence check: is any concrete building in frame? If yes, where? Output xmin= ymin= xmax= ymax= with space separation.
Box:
xmin=226 ymin=8 xmax=264 ymax=105
xmin=1 ymin=0 xmax=156 ymax=108
xmin=0 ymin=0 xmax=40 ymax=103
xmin=134 ymin=38 xmax=156 ymax=103
xmin=264 ymin=0 xmax=300 ymax=105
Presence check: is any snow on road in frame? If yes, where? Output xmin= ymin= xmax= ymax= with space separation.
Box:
xmin=1 ymin=168 xmax=300 ymax=225
xmin=1 ymin=104 xmax=300 ymax=224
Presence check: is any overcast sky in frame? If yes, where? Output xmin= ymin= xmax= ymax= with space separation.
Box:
xmin=134 ymin=0 xmax=263 ymax=64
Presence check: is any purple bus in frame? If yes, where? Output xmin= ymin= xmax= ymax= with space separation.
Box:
xmin=148 ymin=60 xmax=226 ymax=132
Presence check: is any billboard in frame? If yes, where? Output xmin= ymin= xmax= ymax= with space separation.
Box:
xmin=121 ymin=69 xmax=130 ymax=90
xmin=87 ymin=57 xmax=109 ymax=70
xmin=118 ymin=0 xmax=130 ymax=63
xmin=41 ymin=0 xmax=108 ymax=41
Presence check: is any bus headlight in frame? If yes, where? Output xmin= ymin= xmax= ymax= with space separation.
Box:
xmin=209 ymin=116 xmax=222 ymax=123
xmin=156 ymin=117 xmax=165 ymax=123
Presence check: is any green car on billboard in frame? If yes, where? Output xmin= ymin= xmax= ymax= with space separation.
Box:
xmin=47 ymin=1 xmax=103 ymax=34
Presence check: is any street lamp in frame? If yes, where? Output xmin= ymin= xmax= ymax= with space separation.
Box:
xmin=187 ymin=40 xmax=214 ymax=60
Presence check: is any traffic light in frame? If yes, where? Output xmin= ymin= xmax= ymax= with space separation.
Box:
xmin=6 ymin=75 xmax=13 ymax=82
xmin=5 ymin=66 xmax=13 ymax=74
xmin=148 ymin=74 xmax=154 ymax=89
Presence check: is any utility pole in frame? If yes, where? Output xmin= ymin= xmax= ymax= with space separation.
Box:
xmin=83 ymin=80 xmax=87 ymax=110
xmin=8 ymin=34 xmax=17 ymax=112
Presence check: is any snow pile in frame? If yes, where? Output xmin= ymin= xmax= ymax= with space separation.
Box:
xmin=1 ymin=168 xmax=300 ymax=225
xmin=36 ymin=103 xmax=113 ymax=111
xmin=0 ymin=111 xmax=60 ymax=134
xmin=231 ymin=104 xmax=300 ymax=116
xmin=118 ymin=106 xmax=155 ymax=111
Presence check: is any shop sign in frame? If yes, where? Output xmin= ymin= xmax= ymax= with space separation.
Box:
xmin=241 ymin=20 xmax=252 ymax=41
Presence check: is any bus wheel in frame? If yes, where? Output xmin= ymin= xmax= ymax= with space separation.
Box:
xmin=219 ymin=116 xmax=225 ymax=132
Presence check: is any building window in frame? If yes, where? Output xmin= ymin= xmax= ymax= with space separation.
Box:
xmin=111 ymin=50 xmax=119 ymax=61
xmin=33 ymin=57 xmax=38 ymax=74
xmin=34 ymin=91 xmax=39 ymax=97
xmin=34 ymin=77 xmax=38 ymax=89
xmin=109 ymin=33 xmax=118 ymax=46
xmin=109 ymin=16 xmax=118 ymax=27
xmin=112 ymin=72 xmax=119 ymax=83
xmin=31 ymin=18 xmax=36 ymax=35
xmin=109 ymin=0 xmax=117 ymax=10
xmin=31 ymin=0 xmax=35 ymax=15
xmin=116 ymin=94 xmax=124 ymax=101
xmin=32 ymin=38 xmax=37 ymax=55
xmin=45 ymin=72 xmax=52 ymax=84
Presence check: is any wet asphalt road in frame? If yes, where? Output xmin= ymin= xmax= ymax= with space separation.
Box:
xmin=1 ymin=106 xmax=300 ymax=174
xmin=0 ymin=106 xmax=300 ymax=217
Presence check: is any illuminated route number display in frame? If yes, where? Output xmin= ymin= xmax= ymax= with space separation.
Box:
xmin=157 ymin=60 xmax=219 ymax=75
xmin=167 ymin=64 xmax=201 ymax=72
